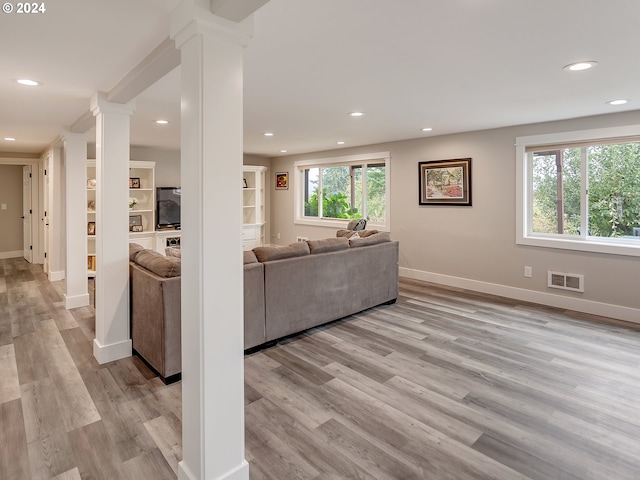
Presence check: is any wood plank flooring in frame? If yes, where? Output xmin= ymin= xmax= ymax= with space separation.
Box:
xmin=2 ymin=257 xmax=640 ymax=479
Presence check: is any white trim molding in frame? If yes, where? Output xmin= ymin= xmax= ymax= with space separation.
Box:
xmin=48 ymin=270 xmax=65 ymax=282
xmin=92 ymin=338 xmax=132 ymax=365
xmin=64 ymin=293 xmax=90 ymax=310
xmin=400 ymin=267 xmax=640 ymax=324
xmin=0 ymin=250 xmax=23 ymax=260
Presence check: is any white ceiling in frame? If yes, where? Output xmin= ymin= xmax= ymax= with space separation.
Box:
xmin=2 ymin=0 xmax=640 ymax=157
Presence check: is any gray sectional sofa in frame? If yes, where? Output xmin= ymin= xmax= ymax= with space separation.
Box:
xmin=129 ymin=232 xmax=399 ymax=382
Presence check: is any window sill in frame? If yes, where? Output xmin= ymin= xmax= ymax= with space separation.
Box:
xmin=295 ymin=217 xmax=389 ymax=230
xmin=517 ymin=234 xmax=640 ymax=257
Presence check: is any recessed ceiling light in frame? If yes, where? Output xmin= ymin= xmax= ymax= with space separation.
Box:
xmin=280 ymin=149 xmax=287 ymax=153
xmin=349 ymin=112 xmax=364 ymax=117
xmin=607 ymin=99 xmax=628 ymax=106
xmin=421 ymin=127 xmax=433 ymax=132
xmin=155 ymin=119 xmax=169 ymax=124
xmin=17 ymin=79 xmax=40 ymax=86
xmin=563 ymin=61 xmax=598 ymax=72
xmin=337 ymin=141 xmax=345 ymax=145
xmin=263 ymin=132 xmax=274 ymax=137
xmin=4 ymin=137 xmax=16 ymax=141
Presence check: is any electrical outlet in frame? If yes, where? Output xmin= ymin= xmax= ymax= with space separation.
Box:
xmin=524 ymin=266 xmax=532 ymax=278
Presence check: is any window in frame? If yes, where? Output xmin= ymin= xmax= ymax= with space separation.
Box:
xmin=516 ymin=126 xmax=640 ymax=256
xmin=295 ymin=152 xmax=390 ymax=229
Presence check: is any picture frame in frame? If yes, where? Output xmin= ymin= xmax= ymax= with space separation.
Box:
xmin=275 ymin=171 xmax=288 ymax=190
xmin=87 ymin=200 xmax=95 ymax=212
xmin=129 ymin=215 xmax=142 ymax=228
xmin=87 ymin=221 xmax=96 ymax=235
xmin=87 ymin=178 xmax=96 ymax=189
xmin=131 ymin=225 xmax=143 ymax=233
xmin=129 ymin=177 xmax=141 ymax=189
xmin=418 ymin=158 xmax=472 ymax=206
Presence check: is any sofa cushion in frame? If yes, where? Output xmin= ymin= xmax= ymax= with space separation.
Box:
xmin=135 ymin=250 xmax=181 ymax=277
xmin=307 ymin=237 xmax=349 ymax=254
xmin=336 ymin=229 xmax=379 ymax=238
xmin=244 ymin=250 xmax=258 ymax=264
xmin=129 ymin=242 xmax=145 ymax=261
xmin=349 ymin=231 xmax=391 ymax=248
xmin=253 ymin=242 xmax=310 ymax=262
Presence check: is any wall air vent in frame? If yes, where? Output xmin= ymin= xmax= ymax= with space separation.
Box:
xmin=547 ymin=271 xmax=584 ymax=293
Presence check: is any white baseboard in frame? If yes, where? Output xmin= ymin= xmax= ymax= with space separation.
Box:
xmin=400 ymin=267 xmax=640 ymax=325
xmin=48 ymin=270 xmax=65 ymax=281
xmin=0 ymin=250 xmax=23 ymax=260
xmin=92 ymin=338 xmax=132 ymax=365
xmin=178 ymin=459 xmax=249 ymax=480
xmin=64 ymin=293 xmax=90 ymax=309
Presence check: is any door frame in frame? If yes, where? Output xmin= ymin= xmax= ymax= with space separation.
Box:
xmin=0 ymin=156 xmax=42 ymax=263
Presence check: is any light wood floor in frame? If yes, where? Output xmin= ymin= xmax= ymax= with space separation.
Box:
xmin=2 ymin=257 xmax=640 ymax=479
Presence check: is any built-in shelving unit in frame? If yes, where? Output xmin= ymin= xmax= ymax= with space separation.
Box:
xmin=86 ymin=160 xmax=156 ymax=276
xmin=243 ymin=165 xmax=267 ymax=250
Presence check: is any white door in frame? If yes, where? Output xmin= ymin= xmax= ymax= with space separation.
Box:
xmin=22 ymin=165 xmax=33 ymax=263
xmin=42 ymin=163 xmax=50 ymax=273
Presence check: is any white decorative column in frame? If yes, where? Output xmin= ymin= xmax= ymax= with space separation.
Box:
xmin=62 ymin=131 xmax=90 ymax=309
xmin=171 ymin=2 xmax=252 ymax=479
xmin=90 ymin=93 xmax=135 ymax=364
xmin=45 ymin=146 xmax=66 ymax=281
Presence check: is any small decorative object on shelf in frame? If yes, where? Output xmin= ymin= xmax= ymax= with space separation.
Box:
xmin=87 ymin=222 xmax=96 ymax=235
xmin=129 ymin=177 xmax=141 ymax=188
xmin=131 ymin=225 xmax=143 ymax=232
xmin=87 ymin=178 xmax=96 ymax=188
xmin=87 ymin=200 xmax=95 ymax=212
xmin=243 ymin=178 xmax=248 ymax=188
xmin=129 ymin=215 xmax=142 ymax=232
xmin=129 ymin=197 xmax=138 ymax=210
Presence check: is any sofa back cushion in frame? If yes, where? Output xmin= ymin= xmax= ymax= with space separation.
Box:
xmin=129 ymin=242 xmax=146 ymax=261
xmin=307 ymin=237 xmax=349 ymax=254
xmin=244 ymin=250 xmax=259 ymax=264
xmin=135 ymin=250 xmax=182 ymax=277
xmin=253 ymin=242 xmax=310 ymax=262
xmin=349 ymin=231 xmax=391 ymax=248
xmin=336 ymin=229 xmax=379 ymax=238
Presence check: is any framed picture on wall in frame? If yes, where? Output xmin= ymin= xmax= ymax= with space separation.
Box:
xmin=275 ymin=171 xmax=288 ymax=190
xmin=418 ymin=158 xmax=472 ymax=206
xmin=129 ymin=215 xmax=142 ymax=232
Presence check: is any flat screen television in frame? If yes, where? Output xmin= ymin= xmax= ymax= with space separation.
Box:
xmin=156 ymin=187 xmax=181 ymax=229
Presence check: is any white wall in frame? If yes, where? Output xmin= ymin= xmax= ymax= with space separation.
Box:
xmin=269 ymin=110 xmax=640 ymax=319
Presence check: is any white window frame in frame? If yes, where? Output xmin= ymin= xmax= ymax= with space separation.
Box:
xmin=294 ymin=151 xmax=391 ymax=230
xmin=516 ymin=124 xmax=640 ymax=257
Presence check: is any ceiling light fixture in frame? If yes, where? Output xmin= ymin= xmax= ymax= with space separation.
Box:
xmin=337 ymin=141 xmax=345 ymax=145
xmin=607 ymin=99 xmax=628 ymax=106
xmin=155 ymin=119 xmax=169 ymax=124
xmin=349 ymin=112 xmax=364 ymax=117
xmin=17 ymin=79 xmax=40 ymax=86
xmin=263 ymin=132 xmax=274 ymax=137
xmin=280 ymin=149 xmax=287 ymax=153
xmin=421 ymin=127 xmax=433 ymax=132
xmin=4 ymin=137 xmax=16 ymax=141
xmin=563 ymin=61 xmax=598 ymax=72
